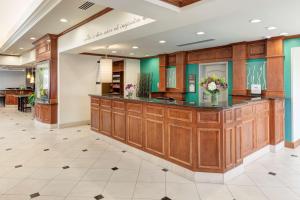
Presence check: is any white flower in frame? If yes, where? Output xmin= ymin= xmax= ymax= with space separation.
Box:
xmin=208 ymin=82 xmax=217 ymax=91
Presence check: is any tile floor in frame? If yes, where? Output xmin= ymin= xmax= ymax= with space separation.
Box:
xmin=1 ymin=108 xmax=300 ymax=200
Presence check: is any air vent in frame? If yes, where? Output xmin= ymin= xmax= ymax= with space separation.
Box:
xmin=78 ymin=1 xmax=95 ymax=10
xmin=176 ymin=39 xmax=215 ymax=47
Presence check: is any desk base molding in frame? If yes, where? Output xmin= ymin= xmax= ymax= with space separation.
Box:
xmin=34 ymin=119 xmax=57 ymax=129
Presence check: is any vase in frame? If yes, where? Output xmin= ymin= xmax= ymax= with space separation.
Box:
xmin=211 ymin=93 xmax=219 ymax=106
xmin=127 ymin=92 xmax=133 ymax=98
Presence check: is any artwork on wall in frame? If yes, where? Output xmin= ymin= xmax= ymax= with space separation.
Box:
xmin=246 ymin=59 xmax=267 ymax=91
xmin=166 ymin=67 xmax=176 ymax=88
xmin=188 ymin=74 xmax=196 ymax=93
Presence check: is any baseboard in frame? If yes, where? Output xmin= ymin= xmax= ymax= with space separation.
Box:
xmin=34 ymin=119 xmax=57 ymax=129
xmin=270 ymin=141 xmax=284 ymax=152
xmin=58 ymin=120 xmax=90 ymax=129
xmin=285 ymin=139 xmax=300 ymax=149
xmin=5 ymin=105 xmax=17 ymax=108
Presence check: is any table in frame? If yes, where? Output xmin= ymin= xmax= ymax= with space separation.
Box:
xmin=15 ymin=95 xmax=31 ymax=112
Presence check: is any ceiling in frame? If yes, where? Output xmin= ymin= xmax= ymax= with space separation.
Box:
xmin=0 ymin=0 xmax=43 ymax=49
xmin=2 ymin=0 xmax=106 ymax=55
xmin=68 ymin=0 xmax=300 ymax=58
xmin=2 ymin=0 xmax=300 ymax=59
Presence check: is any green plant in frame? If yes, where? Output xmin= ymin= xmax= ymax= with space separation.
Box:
xmin=28 ymin=93 xmax=36 ymax=107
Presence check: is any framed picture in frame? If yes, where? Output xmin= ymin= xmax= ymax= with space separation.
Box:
xmin=188 ymin=74 xmax=196 ymax=93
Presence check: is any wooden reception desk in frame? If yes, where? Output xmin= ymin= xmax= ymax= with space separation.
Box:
xmin=89 ymin=94 xmax=284 ymax=173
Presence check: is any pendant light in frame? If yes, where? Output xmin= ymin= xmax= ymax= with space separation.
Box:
xmin=29 ymin=67 xmax=34 ymax=83
xmin=26 ymin=68 xmax=31 ymax=79
xmin=98 ymin=46 xmax=112 ymax=83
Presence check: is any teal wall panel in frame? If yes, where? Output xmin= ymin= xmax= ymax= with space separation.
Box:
xmin=283 ymin=38 xmax=300 ymax=142
xmin=228 ymin=61 xmax=233 ymax=95
xmin=185 ymin=64 xmax=199 ymax=102
xmin=140 ymin=57 xmax=159 ymax=92
xmin=246 ymin=59 xmax=267 ymax=90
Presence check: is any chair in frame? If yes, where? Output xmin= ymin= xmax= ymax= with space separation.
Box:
xmin=0 ymin=94 xmax=5 ymax=107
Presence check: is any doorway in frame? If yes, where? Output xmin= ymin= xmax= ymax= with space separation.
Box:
xmin=199 ymin=62 xmax=228 ymax=103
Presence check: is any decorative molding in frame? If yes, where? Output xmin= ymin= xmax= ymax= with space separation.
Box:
xmin=57 ymin=7 xmax=113 ymax=37
xmin=80 ymin=52 xmax=140 ymax=60
xmin=0 ymin=0 xmax=62 ymax=52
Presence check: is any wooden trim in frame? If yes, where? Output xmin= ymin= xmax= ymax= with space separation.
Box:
xmin=161 ymin=0 xmax=201 ymax=7
xmin=57 ymin=7 xmax=113 ymax=37
xmin=80 ymin=52 xmax=140 ymax=60
xmin=285 ymin=139 xmax=300 ymax=149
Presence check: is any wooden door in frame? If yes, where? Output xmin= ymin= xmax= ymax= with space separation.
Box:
xmin=112 ymin=110 xmax=126 ymax=141
xmin=100 ymin=109 xmax=112 ymax=136
xmin=126 ymin=114 xmax=143 ymax=148
xmin=91 ymin=106 xmax=100 ymax=132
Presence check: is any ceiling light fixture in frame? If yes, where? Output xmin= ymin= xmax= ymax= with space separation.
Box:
xmin=196 ymin=31 xmax=205 ymax=35
xmin=30 ymin=37 xmax=36 ymax=40
xmin=132 ymin=46 xmax=139 ymax=49
xmin=130 ymin=53 xmax=135 ymax=56
xmin=60 ymin=18 xmax=68 ymax=23
xmin=266 ymin=26 xmax=277 ymax=30
xmin=159 ymin=40 xmax=166 ymax=44
xmin=280 ymin=32 xmax=289 ymax=36
xmin=250 ymin=19 xmax=262 ymax=23
xmin=111 ymin=51 xmax=117 ymax=53
xmin=19 ymin=47 xmax=24 ymax=50
xmin=265 ymin=36 xmax=271 ymax=39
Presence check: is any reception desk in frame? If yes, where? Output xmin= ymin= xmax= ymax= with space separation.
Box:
xmin=89 ymin=94 xmax=284 ymax=174
xmin=1 ymin=89 xmax=33 ymax=106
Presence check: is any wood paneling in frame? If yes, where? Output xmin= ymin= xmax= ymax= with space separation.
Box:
xmin=161 ymin=0 xmax=200 ymax=7
xmin=269 ymin=99 xmax=285 ymax=145
xmin=232 ymin=43 xmax=247 ymax=96
xmin=168 ymin=123 xmax=193 ymax=167
xmin=187 ymin=46 xmax=232 ymax=64
xmin=90 ymin=96 xmax=279 ymax=173
xmin=159 ymin=54 xmax=168 ymax=92
xmin=35 ymin=103 xmax=57 ymax=124
xmin=266 ymin=38 xmax=284 ymax=97
xmin=197 ymin=128 xmax=222 ymax=170
xmin=247 ymin=41 xmax=266 ymax=59
xmin=91 ymin=97 xmax=100 ymax=132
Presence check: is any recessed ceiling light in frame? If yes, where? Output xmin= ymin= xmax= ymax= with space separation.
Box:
xmin=60 ymin=18 xmax=68 ymax=23
xmin=280 ymin=32 xmax=289 ymax=36
xmin=129 ymin=53 xmax=135 ymax=56
xmin=250 ymin=19 xmax=262 ymax=23
xmin=266 ymin=26 xmax=277 ymax=30
xmin=30 ymin=37 xmax=36 ymax=40
xmin=19 ymin=47 xmax=24 ymax=50
xmin=159 ymin=40 xmax=166 ymax=44
xmin=265 ymin=36 xmax=271 ymax=39
xmin=111 ymin=51 xmax=117 ymax=53
xmin=145 ymin=54 xmax=150 ymax=57
xmin=196 ymin=31 xmax=205 ymax=35
xmin=132 ymin=46 xmax=139 ymax=49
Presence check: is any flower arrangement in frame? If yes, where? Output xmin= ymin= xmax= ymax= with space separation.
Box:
xmin=200 ymin=75 xmax=228 ymax=106
xmin=125 ymin=83 xmax=136 ymax=97
xmin=200 ymin=75 xmax=228 ymax=94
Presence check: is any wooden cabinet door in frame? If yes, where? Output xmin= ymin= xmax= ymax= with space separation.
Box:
xmin=100 ymin=109 xmax=112 ymax=136
xmin=144 ymin=119 xmax=165 ymax=156
xmin=241 ymin=119 xmax=255 ymax=157
xmin=126 ymin=114 xmax=143 ymax=148
xmin=91 ymin=106 xmax=100 ymax=132
xmin=112 ymin=111 xmax=126 ymax=141
xmin=168 ymin=123 xmax=193 ymax=167
xmin=256 ymin=112 xmax=269 ymax=148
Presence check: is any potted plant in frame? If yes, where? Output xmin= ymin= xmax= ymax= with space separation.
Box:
xmin=125 ymin=84 xmax=136 ymax=98
xmin=200 ymin=75 xmax=228 ymax=106
xmin=28 ymin=93 xmax=36 ymax=117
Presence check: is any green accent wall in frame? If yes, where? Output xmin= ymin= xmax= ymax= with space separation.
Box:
xmin=228 ymin=61 xmax=233 ymax=95
xmin=140 ymin=57 xmax=159 ymax=92
xmin=246 ymin=58 xmax=267 ymax=90
xmin=283 ymin=38 xmax=300 ymax=142
xmin=185 ymin=64 xmax=199 ymax=102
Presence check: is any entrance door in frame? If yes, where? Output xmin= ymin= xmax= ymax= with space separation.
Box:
xmin=199 ymin=62 xmax=228 ymax=103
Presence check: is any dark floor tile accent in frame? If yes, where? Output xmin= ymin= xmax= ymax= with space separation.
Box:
xmin=82 ymin=149 xmax=88 ymax=152
xmin=122 ymin=150 xmax=127 ymax=153
xmin=63 ymin=138 xmax=68 ymax=140
xmin=5 ymin=148 xmax=12 ymax=151
xmin=62 ymin=166 xmax=70 ymax=169
xmin=15 ymin=123 xmax=19 ymax=125
xmin=94 ymin=194 xmax=104 ymax=200
xmin=0 ymin=137 xmax=5 ymax=140
xmin=49 ymin=129 xmax=54 ymax=132
xmin=30 ymin=192 xmax=40 ymax=198
xmin=22 ymin=129 xmax=26 ymax=132
xmin=43 ymin=149 xmax=50 ymax=151
xmin=291 ymin=154 xmax=299 ymax=158
xmin=111 ymin=167 xmax=119 ymax=171
xmin=161 ymin=197 xmax=171 ymax=200
xmin=77 ymin=130 xmax=81 ymax=132
xmin=268 ymin=172 xmax=277 ymax=176
xmin=162 ymin=168 xmax=169 ymax=172
xmin=15 ymin=165 xmax=23 ymax=168
xmin=96 ymin=138 xmax=100 ymax=140
xmin=31 ymin=137 xmax=36 ymax=140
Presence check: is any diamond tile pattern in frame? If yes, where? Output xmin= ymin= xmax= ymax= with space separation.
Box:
xmin=0 ymin=108 xmax=300 ymax=200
